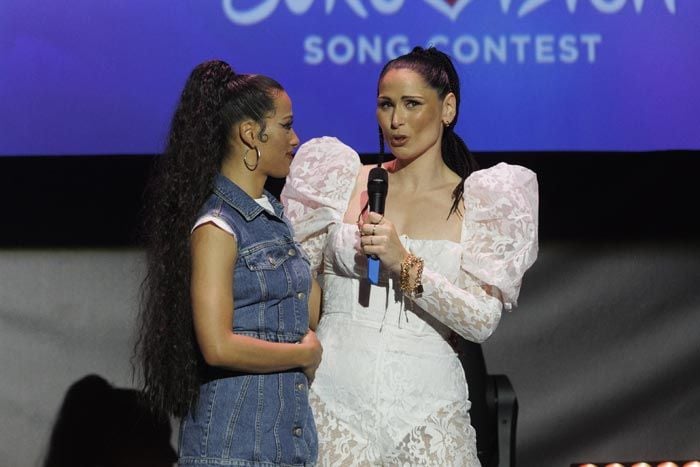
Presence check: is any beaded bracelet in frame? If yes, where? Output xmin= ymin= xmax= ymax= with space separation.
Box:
xmin=400 ymin=253 xmax=424 ymax=297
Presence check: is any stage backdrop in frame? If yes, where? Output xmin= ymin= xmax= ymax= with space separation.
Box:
xmin=2 ymin=0 xmax=699 ymax=155
xmin=1 ymin=243 xmax=699 ymax=467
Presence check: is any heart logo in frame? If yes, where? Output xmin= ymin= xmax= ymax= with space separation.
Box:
xmin=423 ymin=0 xmax=474 ymax=21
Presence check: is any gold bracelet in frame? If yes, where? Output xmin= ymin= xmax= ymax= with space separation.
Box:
xmin=400 ymin=253 xmax=424 ymax=297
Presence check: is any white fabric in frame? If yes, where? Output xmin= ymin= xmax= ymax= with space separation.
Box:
xmin=254 ymin=194 xmax=276 ymax=215
xmin=191 ymin=214 xmax=235 ymax=236
xmin=191 ymin=195 xmax=275 ymax=237
xmin=282 ymin=136 xmax=538 ymax=466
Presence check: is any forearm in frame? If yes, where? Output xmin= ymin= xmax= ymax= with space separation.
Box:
xmin=410 ymin=265 xmax=503 ymax=343
xmin=308 ymin=278 xmax=321 ymax=330
xmin=201 ymin=333 xmax=312 ymax=374
xmin=191 ymin=225 xmax=320 ymax=375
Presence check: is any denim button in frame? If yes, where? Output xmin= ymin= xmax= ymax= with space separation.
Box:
xmin=293 ymin=427 xmax=303 ymax=437
xmin=296 ymin=292 xmax=305 ymax=300
xmin=296 ymin=382 xmax=305 ymax=391
xmin=288 ymin=248 xmax=296 ymax=256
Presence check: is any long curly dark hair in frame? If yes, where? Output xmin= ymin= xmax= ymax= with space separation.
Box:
xmin=377 ymin=46 xmax=478 ymax=218
xmin=134 ymin=60 xmax=284 ymax=417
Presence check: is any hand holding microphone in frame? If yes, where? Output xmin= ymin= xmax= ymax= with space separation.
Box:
xmin=362 ymin=167 xmax=410 ymax=283
xmin=366 ymin=167 xmax=387 ymax=284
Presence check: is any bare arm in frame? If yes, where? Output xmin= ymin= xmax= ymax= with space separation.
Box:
xmin=190 ymin=223 xmax=322 ymax=377
xmin=308 ymin=277 xmax=321 ymax=331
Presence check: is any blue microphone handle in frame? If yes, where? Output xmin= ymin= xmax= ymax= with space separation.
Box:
xmin=368 ymin=256 xmax=380 ymax=285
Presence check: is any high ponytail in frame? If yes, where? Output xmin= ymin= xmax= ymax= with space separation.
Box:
xmin=136 ymin=60 xmax=236 ymax=417
xmin=136 ymin=60 xmax=288 ymax=417
xmin=378 ymin=46 xmax=478 ymax=218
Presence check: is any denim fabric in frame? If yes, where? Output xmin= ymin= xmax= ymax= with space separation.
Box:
xmin=179 ymin=174 xmax=317 ymax=466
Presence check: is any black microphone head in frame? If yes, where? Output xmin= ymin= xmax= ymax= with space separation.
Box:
xmin=367 ymin=167 xmax=388 ymax=196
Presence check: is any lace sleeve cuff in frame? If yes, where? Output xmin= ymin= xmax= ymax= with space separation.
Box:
xmin=410 ymin=265 xmax=503 ymax=343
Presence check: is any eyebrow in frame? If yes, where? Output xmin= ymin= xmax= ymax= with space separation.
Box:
xmin=377 ymin=95 xmax=425 ymax=100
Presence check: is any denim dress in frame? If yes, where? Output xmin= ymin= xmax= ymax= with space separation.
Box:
xmin=179 ymin=174 xmax=317 ymax=467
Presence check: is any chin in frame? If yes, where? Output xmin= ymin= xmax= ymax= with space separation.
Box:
xmin=271 ymin=169 xmax=290 ymax=179
xmin=391 ymin=148 xmax=420 ymax=161
xmin=389 ymin=144 xmax=408 ymax=155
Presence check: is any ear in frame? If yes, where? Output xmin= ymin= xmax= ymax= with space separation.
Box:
xmin=441 ymin=92 xmax=457 ymax=125
xmin=238 ymin=120 xmax=259 ymax=149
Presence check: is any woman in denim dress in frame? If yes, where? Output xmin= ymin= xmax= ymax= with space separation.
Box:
xmin=135 ymin=60 xmax=322 ymax=466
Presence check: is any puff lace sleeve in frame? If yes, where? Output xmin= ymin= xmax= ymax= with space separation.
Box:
xmin=411 ymin=162 xmax=539 ymax=343
xmin=281 ymin=137 xmax=361 ymax=273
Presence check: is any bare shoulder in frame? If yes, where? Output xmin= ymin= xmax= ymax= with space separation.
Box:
xmin=191 ymin=223 xmax=237 ymax=264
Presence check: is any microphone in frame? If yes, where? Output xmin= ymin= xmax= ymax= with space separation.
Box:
xmin=366 ymin=166 xmax=388 ymax=285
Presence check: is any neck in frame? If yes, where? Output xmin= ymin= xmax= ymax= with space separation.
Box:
xmin=387 ymin=147 xmax=456 ymax=192
xmin=220 ymin=160 xmax=267 ymax=199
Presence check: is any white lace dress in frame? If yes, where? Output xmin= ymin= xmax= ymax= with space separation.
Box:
xmin=282 ymin=137 xmax=538 ymax=466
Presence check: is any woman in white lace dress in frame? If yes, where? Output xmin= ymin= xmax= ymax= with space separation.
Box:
xmin=282 ymin=47 xmax=538 ymax=466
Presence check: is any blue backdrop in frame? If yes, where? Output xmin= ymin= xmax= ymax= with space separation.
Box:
xmin=1 ymin=0 xmax=698 ymax=155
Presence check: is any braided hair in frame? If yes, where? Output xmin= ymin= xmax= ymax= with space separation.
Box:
xmin=135 ymin=60 xmax=284 ymax=417
xmin=378 ymin=46 xmax=478 ymax=218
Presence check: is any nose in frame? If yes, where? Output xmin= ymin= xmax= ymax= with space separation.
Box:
xmin=391 ymin=108 xmax=404 ymax=129
xmin=290 ymin=128 xmax=300 ymax=148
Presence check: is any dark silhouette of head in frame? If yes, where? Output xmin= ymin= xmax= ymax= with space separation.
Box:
xmin=43 ymin=374 xmax=176 ymax=467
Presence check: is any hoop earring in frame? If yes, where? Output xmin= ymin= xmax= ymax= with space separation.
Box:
xmin=243 ymin=146 xmax=261 ymax=171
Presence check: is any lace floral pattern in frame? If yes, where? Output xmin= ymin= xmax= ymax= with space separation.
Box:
xmin=311 ymin=392 xmax=479 ymax=466
xmin=411 ymin=258 xmax=503 ymax=343
xmin=282 ymin=137 xmax=538 ymax=466
xmin=461 ymin=162 xmax=539 ymax=309
xmin=283 ymin=137 xmax=361 ymax=274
